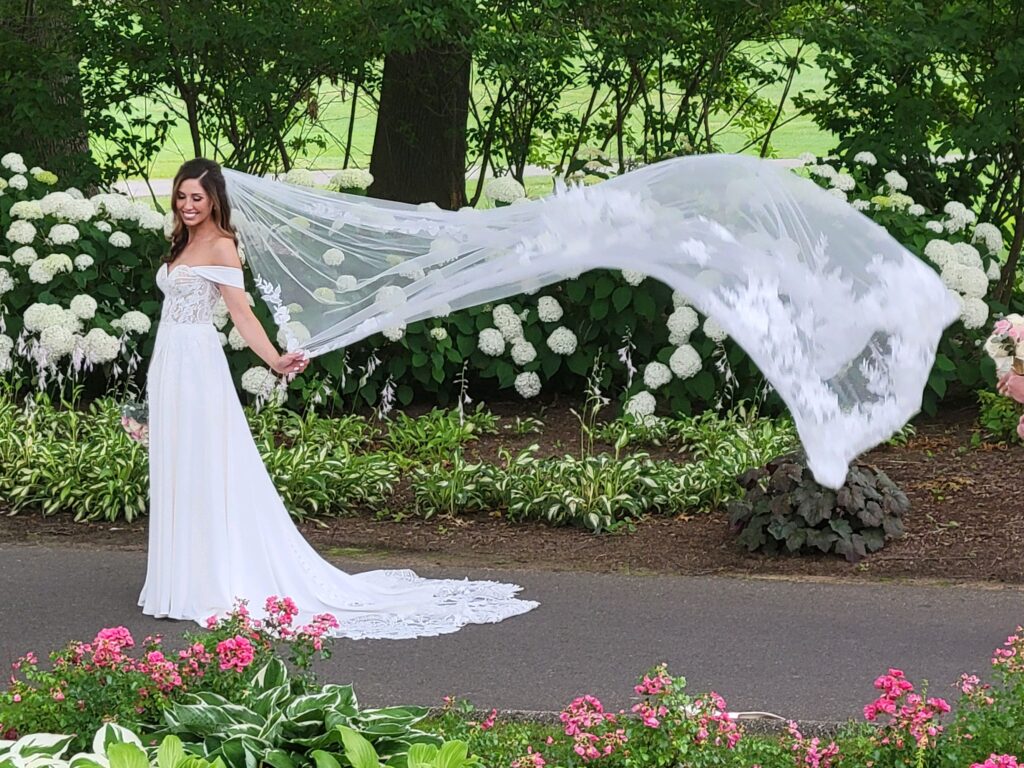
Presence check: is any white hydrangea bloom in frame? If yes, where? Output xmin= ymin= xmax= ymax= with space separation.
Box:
xmin=5 ymin=220 xmax=37 ymax=244
xmin=942 ymin=201 xmax=976 ymax=233
xmin=808 ymin=164 xmax=837 ymax=179
xmin=335 ymin=275 xmax=357 ymax=292
xmin=514 ymin=371 xmax=541 ymax=399
xmin=70 ymin=294 xmax=98 ymax=320
xmin=0 ymin=177 xmax=7 ymax=193
xmin=907 ymin=204 xmax=926 ymax=216
xmin=546 ymin=327 xmax=578 ymax=355
xmin=109 ymin=231 xmax=131 ymax=248
xmin=8 ymin=174 xmax=27 ymax=191
xmin=82 ymin=328 xmax=120 ymax=365
xmin=212 ymin=297 xmax=230 ymax=329
xmin=163 ymin=212 xmax=175 ymax=240
xmin=924 ymin=239 xmax=955 ymax=267
xmin=925 ymin=221 xmax=944 ymax=233
xmin=94 ymin=220 xmax=112 ymax=233
xmin=621 ymin=269 xmax=645 ymax=286
xmin=323 ymin=248 xmax=345 ymax=266
xmin=28 ymin=260 xmax=55 ymax=284
xmin=958 ymin=268 xmax=989 ymax=299
xmin=851 ymin=199 xmax=871 ymax=211
xmin=0 ymin=268 xmax=13 ymax=295
xmin=138 ymin=209 xmax=165 ymax=230
xmin=643 ymin=362 xmax=672 ymax=390
xmin=39 ymin=325 xmax=77 ymax=358
xmin=241 ymin=366 xmax=278 ymax=397
xmin=74 ymin=254 xmax=94 ymax=270
xmin=485 ymin=177 xmax=526 ymax=204
xmin=952 ymin=242 xmax=982 ymax=269
xmin=493 ymin=308 xmax=523 ymax=342
xmin=284 ymin=168 xmax=316 ymax=187
xmin=227 ymin=327 xmax=248 ymax=350
xmin=797 ymin=152 xmax=817 ymax=165
xmin=276 ymin=321 xmax=311 ymax=350
xmin=65 ymin=187 xmax=84 ymax=200
xmin=478 ymin=328 xmax=506 ymax=356
xmin=91 ymin=193 xmax=134 ymax=221
xmin=0 ymin=333 xmax=13 ymax=373
xmin=828 ymin=188 xmax=848 ymax=201
xmin=11 ymin=201 xmax=43 ymax=220
xmin=537 ymin=296 xmax=563 ymax=322
xmin=48 ymin=223 xmax=79 ymax=245
xmin=374 ymin=285 xmax=406 ymax=310
xmin=669 ymin=344 xmax=702 ymax=379
xmin=12 ymin=246 xmax=38 ymax=265
xmin=960 ymin=297 xmax=989 ymax=329
xmin=973 ymin=223 xmax=1003 ymax=255
xmin=329 ymin=168 xmax=373 ymax=191
xmin=313 ymin=287 xmax=336 ymax=303
xmin=853 ymin=151 xmax=877 ymax=166
xmin=703 ymin=317 xmax=728 ymax=342
xmin=667 ymin=306 xmax=699 ymax=344
xmin=511 ymin=340 xmax=537 ymax=365
xmin=831 ymin=173 xmax=856 ymax=191
xmin=113 ymin=311 xmax=152 ymax=335
xmin=40 ymin=192 xmax=73 ymax=216
xmin=382 ymin=324 xmax=406 ymax=342
xmin=1 ymin=152 xmax=27 ymax=173
xmin=987 ymin=260 xmax=1001 ymax=281
xmin=625 ymin=391 xmax=656 ymax=418
xmin=884 ymin=170 xmax=908 ymax=191
xmin=672 ymin=291 xmax=690 ymax=308
xmin=24 ymin=303 xmax=66 ymax=332
xmin=493 ymin=303 xmax=516 ymax=323
xmin=429 ymin=327 xmax=448 ymax=341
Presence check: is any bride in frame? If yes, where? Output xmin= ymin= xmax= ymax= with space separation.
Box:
xmin=140 ymin=158 xmax=539 ymax=639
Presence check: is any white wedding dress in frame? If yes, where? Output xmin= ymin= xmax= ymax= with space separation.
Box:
xmin=139 ymin=262 xmax=539 ymax=638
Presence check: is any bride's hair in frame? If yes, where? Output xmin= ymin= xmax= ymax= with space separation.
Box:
xmin=167 ymin=158 xmax=238 ymax=262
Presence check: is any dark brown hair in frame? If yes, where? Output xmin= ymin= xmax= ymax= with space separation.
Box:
xmin=166 ymin=158 xmax=237 ymax=262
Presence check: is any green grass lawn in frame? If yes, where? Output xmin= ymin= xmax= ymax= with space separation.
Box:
xmin=111 ymin=41 xmax=833 ymax=180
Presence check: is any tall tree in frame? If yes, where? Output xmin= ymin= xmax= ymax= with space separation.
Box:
xmin=366 ymin=2 xmax=483 ymax=209
xmin=0 ymin=0 xmax=95 ymax=183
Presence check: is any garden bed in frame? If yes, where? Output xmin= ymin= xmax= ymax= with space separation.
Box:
xmin=1 ymin=401 xmax=1020 ymax=585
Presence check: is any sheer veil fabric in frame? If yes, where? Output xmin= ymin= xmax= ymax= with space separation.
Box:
xmin=224 ymin=155 xmax=959 ymax=489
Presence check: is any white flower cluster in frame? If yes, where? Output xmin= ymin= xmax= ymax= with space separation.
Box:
xmin=276 ymin=321 xmax=311 ymax=350
xmin=109 ymin=231 xmax=131 ymax=249
xmin=942 ymin=201 xmax=976 ymax=234
xmin=241 ymin=366 xmax=279 ymax=397
xmin=8 ymin=175 xmax=27 ymax=191
xmin=329 ymin=169 xmax=373 ymax=191
xmin=667 ymin=306 xmax=698 ymax=344
xmin=477 ymin=327 xmax=505 ymax=356
xmin=621 ymin=269 xmax=646 ymax=286
xmin=851 ymin=199 xmax=871 ymax=211
xmin=429 ymin=327 xmax=448 ymax=341
xmin=537 ymin=296 xmax=563 ymax=323
xmin=925 ymin=239 xmax=989 ymax=329
xmin=72 ymin=253 xmax=92 ymax=271
xmin=82 ymin=328 xmax=121 ymax=365
xmin=808 ymin=164 xmax=837 ymax=180
xmin=2 ymin=152 xmax=28 ymax=173
xmin=485 ymin=177 xmax=526 ymax=204
xmin=111 ymin=311 xmax=152 ymax=335
xmin=90 ymin=193 xmax=134 ymax=222
xmin=625 ymin=391 xmax=656 ymax=418
xmin=24 ymin=302 xmax=78 ymax=333
xmin=492 ymin=304 xmax=523 ymax=342
xmin=5 ymin=220 xmax=36 ymax=244
xmin=70 ymin=294 xmax=97 ymax=319
xmin=907 ymin=204 xmax=926 ymax=216
xmin=853 ymin=151 xmax=877 ymax=166
xmin=972 ymin=223 xmax=1003 ymax=255
xmin=39 ymin=325 xmax=77 ymax=358
xmin=13 ymin=245 xmax=40 ymax=266
xmin=546 ymin=327 xmax=578 ymax=355
xmin=382 ymin=324 xmax=406 ymax=342
xmin=0 ymin=267 xmax=13 ymax=295
xmin=669 ymin=344 xmax=702 ymax=379
xmin=11 ymin=201 xmax=43 ymax=220
xmin=48 ymin=223 xmax=79 ymax=245
xmin=94 ymin=221 xmax=112 ymax=233
xmin=883 ymin=170 xmax=907 ymax=191
xmin=514 ymin=371 xmax=541 ymax=399
xmin=830 ymin=173 xmax=856 ymax=192
xmin=0 ymin=334 xmax=13 ymax=373
xmin=323 ymin=248 xmax=345 ymax=266
xmin=28 ymin=253 xmax=73 ymax=284
xmin=227 ymin=327 xmax=247 ymax=350
xmin=284 ymin=168 xmax=316 ymax=187
xmin=511 ymin=340 xmax=536 ymax=365
xmin=642 ymin=362 xmax=672 ymax=390
xmin=703 ymin=317 xmax=728 ymax=342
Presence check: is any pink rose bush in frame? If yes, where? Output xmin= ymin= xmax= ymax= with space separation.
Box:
xmin=0 ymin=596 xmax=337 ymax=751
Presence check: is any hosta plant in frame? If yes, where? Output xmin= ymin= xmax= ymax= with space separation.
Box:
xmin=726 ymin=452 xmax=909 ymax=562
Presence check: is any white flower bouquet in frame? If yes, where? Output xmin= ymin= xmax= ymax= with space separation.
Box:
xmin=119 ymin=400 xmax=149 ymax=448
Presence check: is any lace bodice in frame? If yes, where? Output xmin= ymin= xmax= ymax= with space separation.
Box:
xmin=156 ymin=264 xmax=244 ymax=325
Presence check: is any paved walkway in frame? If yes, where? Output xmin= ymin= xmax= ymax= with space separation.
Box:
xmin=1 ymin=543 xmax=1019 ymax=722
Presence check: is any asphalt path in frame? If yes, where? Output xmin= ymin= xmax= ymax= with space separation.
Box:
xmin=1 ymin=543 xmax=1020 ymax=722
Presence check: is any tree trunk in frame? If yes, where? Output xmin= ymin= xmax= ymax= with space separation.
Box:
xmin=369 ymin=47 xmax=470 ymax=210
xmin=0 ymin=0 xmax=94 ymax=183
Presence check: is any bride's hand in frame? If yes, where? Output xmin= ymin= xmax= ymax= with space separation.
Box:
xmin=272 ymin=351 xmax=310 ymax=376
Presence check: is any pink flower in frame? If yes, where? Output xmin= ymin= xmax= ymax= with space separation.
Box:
xmin=971 ymin=756 xmax=1019 ymax=768
xmin=479 ymin=709 xmax=497 ymax=731
xmin=994 ymin=319 xmax=1012 ymax=335
xmin=12 ymin=694 xmax=21 ymax=703
xmin=216 ymin=635 xmax=255 ymax=673
xmin=51 ymin=689 xmax=65 ymax=702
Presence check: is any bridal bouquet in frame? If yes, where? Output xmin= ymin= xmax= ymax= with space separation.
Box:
xmin=984 ymin=314 xmax=1024 ymax=377
xmin=119 ymin=400 xmax=149 ymax=448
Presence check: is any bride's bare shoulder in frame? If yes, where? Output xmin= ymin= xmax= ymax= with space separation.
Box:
xmin=208 ymin=237 xmax=242 ymax=269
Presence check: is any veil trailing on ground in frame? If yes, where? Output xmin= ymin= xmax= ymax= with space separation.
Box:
xmin=223 ymin=155 xmax=959 ymax=490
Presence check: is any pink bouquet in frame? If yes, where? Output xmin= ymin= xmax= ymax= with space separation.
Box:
xmin=984 ymin=314 xmax=1024 ymax=377
xmin=119 ymin=400 xmax=149 ymax=448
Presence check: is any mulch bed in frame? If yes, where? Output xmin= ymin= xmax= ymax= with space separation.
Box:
xmin=2 ymin=401 xmax=1022 ymax=585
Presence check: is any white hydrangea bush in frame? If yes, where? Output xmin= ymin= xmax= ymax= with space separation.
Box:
xmin=0 ymin=153 xmax=168 ymax=391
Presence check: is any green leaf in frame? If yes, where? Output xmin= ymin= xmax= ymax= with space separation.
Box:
xmin=406 ymin=744 xmax=439 ymax=768
xmin=311 ymin=751 xmax=342 ymax=768
xmin=157 ymin=736 xmax=186 ymax=768
xmin=612 ymin=286 xmax=632 ymax=312
xmin=337 ymin=727 xmax=380 ymax=768
xmin=633 ymin=291 xmax=656 ymax=319
xmin=252 ymin=658 xmax=288 ymax=691
xmin=107 ymin=744 xmax=150 ymax=768
xmin=435 ymin=742 xmax=472 ymax=768
xmin=594 ymin=275 xmax=615 ymax=299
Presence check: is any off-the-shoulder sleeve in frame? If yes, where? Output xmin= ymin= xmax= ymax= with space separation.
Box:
xmin=191 ymin=266 xmax=244 ymax=289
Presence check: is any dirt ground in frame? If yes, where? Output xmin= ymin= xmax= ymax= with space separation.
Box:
xmin=2 ymin=402 xmax=1021 ymax=585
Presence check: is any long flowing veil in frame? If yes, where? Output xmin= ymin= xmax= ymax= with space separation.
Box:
xmin=223 ymin=155 xmax=959 ymax=489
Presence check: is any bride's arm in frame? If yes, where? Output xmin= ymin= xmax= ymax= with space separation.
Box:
xmin=211 ymin=240 xmax=309 ymax=376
